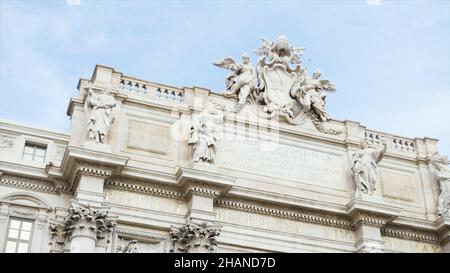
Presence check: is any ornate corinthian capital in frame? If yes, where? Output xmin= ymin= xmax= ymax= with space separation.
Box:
xmin=64 ymin=203 xmax=117 ymax=241
xmin=169 ymin=222 xmax=221 ymax=253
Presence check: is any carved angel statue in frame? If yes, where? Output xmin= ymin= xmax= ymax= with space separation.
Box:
xmin=350 ymin=142 xmax=387 ymax=196
xmin=188 ymin=103 xmax=225 ymax=164
xmin=85 ymin=83 xmax=119 ymax=144
xmin=293 ymin=70 xmax=336 ymax=122
xmin=213 ymin=53 xmax=255 ymax=112
xmin=429 ymin=152 xmax=450 ymax=216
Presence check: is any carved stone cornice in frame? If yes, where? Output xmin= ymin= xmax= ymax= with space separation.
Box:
xmin=60 ymin=146 xmax=128 ymax=190
xmin=0 ymin=174 xmax=70 ymax=194
xmin=381 ymin=225 xmax=439 ymax=244
xmin=176 ymin=166 xmax=235 ymax=199
xmin=346 ymin=198 xmax=402 ymax=229
xmin=170 ymin=222 xmax=221 ymax=253
xmin=216 ymin=198 xmax=352 ymax=229
xmin=435 ymin=216 xmax=450 ymax=244
xmin=182 ymin=181 xmax=222 ymax=199
xmin=105 ymin=177 xmax=184 ymax=200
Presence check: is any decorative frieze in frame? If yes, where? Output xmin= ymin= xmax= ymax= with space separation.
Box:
xmin=0 ymin=134 xmax=15 ymax=150
xmin=0 ymin=174 xmax=70 ymax=194
xmin=105 ymin=177 xmax=184 ymax=200
xmin=381 ymin=226 xmax=439 ymax=244
xmin=170 ymin=222 xmax=221 ymax=253
xmin=216 ymin=198 xmax=352 ymax=229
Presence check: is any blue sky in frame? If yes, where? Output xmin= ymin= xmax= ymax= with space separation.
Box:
xmin=1 ymin=0 xmax=449 ymax=155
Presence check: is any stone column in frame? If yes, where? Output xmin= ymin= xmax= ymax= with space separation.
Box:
xmin=174 ymin=167 xmax=235 ymax=253
xmin=65 ymin=202 xmax=116 ymax=253
xmin=0 ymin=203 xmax=9 ymax=251
xmin=347 ymin=198 xmax=401 ymax=253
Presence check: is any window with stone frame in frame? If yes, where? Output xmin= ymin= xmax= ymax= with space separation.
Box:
xmin=22 ymin=142 xmax=47 ymax=163
xmin=4 ymin=218 xmax=34 ymax=253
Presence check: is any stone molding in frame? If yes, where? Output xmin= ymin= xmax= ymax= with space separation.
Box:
xmin=105 ymin=177 xmax=184 ymax=200
xmin=169 ymin=222 xmax=221 ymax=253
xmin=216 ymin=198 xmax=352 ymax=229
xmin=0 ymin=174 xmax=70 ymax=194
xmin=435 ymin=216 xmax=450 ymax=244
xmin=381 ymin=226 xmax=439 ymax=244
xmin=176 ymin=166 xmax=235 ymax=199
xmin=60 ymin=146 xmax=128 ymax=190
xmin=346 ymin=198 xmax=402 ymax=229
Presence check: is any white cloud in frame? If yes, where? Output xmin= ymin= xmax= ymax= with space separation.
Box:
xmin=66 ymin=0 xmax=81 ymax=6
xmin=366 ymin=0 xmax=382 ymax=6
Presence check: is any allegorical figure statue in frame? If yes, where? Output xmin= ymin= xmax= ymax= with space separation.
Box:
xmin=350 ymin=142 xmax=387 ymax=196
xmin=188 ymin=103 xmax=225 ymax=164
xmin=85 ymin=83 xmax=118 ymax=144
xmin=294 ymin=70 xmax=336 ymax=122
xmin=429 ymin=153 xmax=450 ymax=216
xmin=213 ymin=53 xmax=255 ymax=112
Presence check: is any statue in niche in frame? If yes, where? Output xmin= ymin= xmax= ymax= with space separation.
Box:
xmin=85 ymin=83 xmax=118 ymax=144
xmin=213 ymin=53 xmax=255 ymax=113
xmin=350 ymin=141 xmax=387 ymax=196
xmin=292 ymin=69 xmax=336 ymax=122
xmin=429 ymin=152 xmax=450 ymax=216
xmin=188 ymin=103 xmax=225 ymax=164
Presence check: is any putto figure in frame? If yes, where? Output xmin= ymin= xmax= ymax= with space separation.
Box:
xmin=350 ymin=142 xmax=387 ymax=196
xmin=188 ymin=103 xmax=225 ymax=164
xmin=213 ymin=53 xmax=255 ymax=112
xmin=213 ymin=35 xmax=341 ymax=134
xmin=294 ymin=70 xmax=336 ymax=122
xmin=85 ymin=83 xmax=118 ymax=144
xmin=429 ymin=152 xmax=450 ymax=216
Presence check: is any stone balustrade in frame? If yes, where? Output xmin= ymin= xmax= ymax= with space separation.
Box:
xmin=365 ymin=130 xmax=415 ymax=153
xmin=119 ymin=77 xmax=184 ymax=103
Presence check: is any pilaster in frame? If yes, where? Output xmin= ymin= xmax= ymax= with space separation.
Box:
xmin=347 ymin=197 xmax=402 ymax=253
xmin=176 ymin=165 xmax=235 ymax=224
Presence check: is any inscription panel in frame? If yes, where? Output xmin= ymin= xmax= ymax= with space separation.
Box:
xmin=127 ymin=120 xmax=169 ymax=155
xmin=216 ymin=137 xmax=345 ymax=189
xmin=215 ymin=208 xmax=355 ymax=243
xmin=380 ymin=169 xmax=416 ymax=202
xmin=383 ymin=237 xmax=441 ymax=253
xmin=105 ymin=189 xmax=187 ymax=215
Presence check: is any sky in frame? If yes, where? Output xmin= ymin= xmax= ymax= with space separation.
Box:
xmin=0 ymin=0 xmax=449 ymax=155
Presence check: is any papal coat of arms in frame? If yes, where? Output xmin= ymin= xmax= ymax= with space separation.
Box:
xmin=213 ymin=36 xmax=340 ymax=134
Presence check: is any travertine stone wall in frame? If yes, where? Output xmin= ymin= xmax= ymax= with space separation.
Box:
xmin=1 ymin=64 xmax=449 ymax=253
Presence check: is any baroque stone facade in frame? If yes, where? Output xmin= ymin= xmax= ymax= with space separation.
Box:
xmin=0 ymin=37 xmax=449 ymax=253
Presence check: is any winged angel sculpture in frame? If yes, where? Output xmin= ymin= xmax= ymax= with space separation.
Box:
xmin=213 ymin=36 xmax=340 ymax=134
xmin=213 ymin=53 xmax=255 ymax=113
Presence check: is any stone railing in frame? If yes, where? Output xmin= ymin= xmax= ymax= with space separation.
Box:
xmin=364 ymin=130 xmax=415 ymax=153
xmin=118 ymin=77 xmax=184 ymax=103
